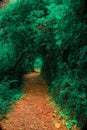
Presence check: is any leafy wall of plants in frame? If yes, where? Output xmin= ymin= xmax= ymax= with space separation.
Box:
xmin=0 ymin=0 xmax=44 ymax=117
xmin=0 ymin=0 xmax=87 ymax=129
xmin=39 ymin=0 xmax=87 ymax=128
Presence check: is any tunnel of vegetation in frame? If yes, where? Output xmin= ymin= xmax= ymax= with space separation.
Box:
xmin=0 ymin=0 xmax=87 ymax=129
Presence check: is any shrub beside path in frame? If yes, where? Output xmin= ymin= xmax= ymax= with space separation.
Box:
xmin=1 ymin=73 xmax=79 ymax=130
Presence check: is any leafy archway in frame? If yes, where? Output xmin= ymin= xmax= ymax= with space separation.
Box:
xmin=0 ymin=0 xmax=87 ymax=129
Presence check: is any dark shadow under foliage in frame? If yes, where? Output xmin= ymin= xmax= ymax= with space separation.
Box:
xmin=0 ymin=126 xmax=2 ymax=130
xmin=81 ymin=125 xmax=87 ymax=130
xmin=0 ymin=0 xmax=87 ymax=129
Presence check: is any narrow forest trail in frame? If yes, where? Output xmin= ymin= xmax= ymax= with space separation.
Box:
xmin=1 ymin=73 xmax=72 ymax=130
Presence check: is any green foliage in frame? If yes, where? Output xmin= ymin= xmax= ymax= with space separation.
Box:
xmin=65 ymin=119 xmax=78 ymax=129
xmin=0 ymin=0 xmax=46 ymax=117
xmin=0 ymin=77 xmax=23 ymax=116
xmin=0 ymin=0 xmax=87 ymax=128
xmin=33 ymin=57 xmax=43 ymax=70
xmin=39 ymin=0 xmax=87 ymax=128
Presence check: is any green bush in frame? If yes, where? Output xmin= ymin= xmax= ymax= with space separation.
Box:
xmin=0 ymin=0 xmax=46 ymax=117
xmin=39 ymin=0 xmax=87 ymax=128
xmin=0 ymin=77 xmax=23 ymax=117
xmin=0 ymin=0 xmax=87 ymax=128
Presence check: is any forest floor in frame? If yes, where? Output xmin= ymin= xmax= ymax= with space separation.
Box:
xmin=0 ymin=72 xmax=79 ymax=130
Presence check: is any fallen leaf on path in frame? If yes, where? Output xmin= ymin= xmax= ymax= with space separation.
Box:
xmin=55 ymin=122 xmax=61 ymax=128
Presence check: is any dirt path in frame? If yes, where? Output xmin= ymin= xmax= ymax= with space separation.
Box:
xmin=0 ymin=73 xmax=69 ymax=130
